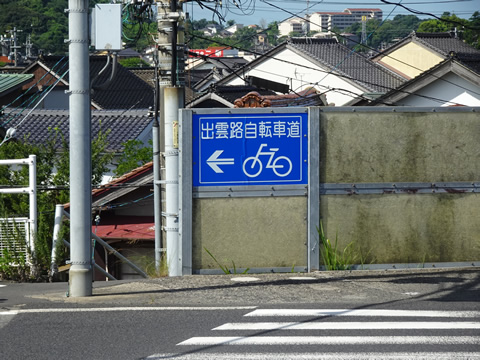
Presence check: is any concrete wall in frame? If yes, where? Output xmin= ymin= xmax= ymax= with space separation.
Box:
xmin=184 ymin=108 xmax=480 ymax=272
xmin=318 ymin=109 xmax=480 ymax=264
xmin=192 ymin=196 xmax=307 ymax=271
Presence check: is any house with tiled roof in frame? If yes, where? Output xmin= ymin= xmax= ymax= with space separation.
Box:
xmin=0 ymin=108 xmax=153 ymax=183
xmin=15 ymin=55 xmax=153 ymax=110
xmin=186 ymin=85 xmax=273 ymax=108
xmin=89 ymin=161 xmax=154 ymax=280
xmin=357 ymin=57 xmax=480 ymax=107
xmin=60 ymin=161 xmax=155 ymax=280
xmin=217 ymin=37 xmax=405 ymax=106
xmin=187 ymin=56 xmax=249 ymax=92
xmin=0 ymin=74 xmax=33 ymax=108
xmin=372 ymin=32 xmax=480 ymax=80
xmin=187 ymin=85 xmax=327 ymax=108
xmin=1 ymin=108 xmax=152 ymax=150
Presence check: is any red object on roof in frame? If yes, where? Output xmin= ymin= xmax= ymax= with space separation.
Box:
xmin=92 ymin=216 xmax=154 ymax=240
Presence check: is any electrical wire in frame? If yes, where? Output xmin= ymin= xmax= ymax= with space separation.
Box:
xmin=295 ymin=0 xmax=403 ymax=94
xmin=1 ymin=59 xmax=69 ymax=128
xmin=257 ymin=0 xmax=480 ymax=97
xmin=0 ymin=57 xmax=67 ymax=114
xmin=0 ymin=69 xmax=69 ymax=147
xmin=188 ymin=33 xmax=474 ymax=106
xmin=379 ymin=0 xmax=480 ymax=30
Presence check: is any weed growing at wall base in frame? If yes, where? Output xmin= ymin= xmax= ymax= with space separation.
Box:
xmin=204 ymin=247 xmax=250 ymax=274
xmin=317 ymin=222 xmax=356 ymax=271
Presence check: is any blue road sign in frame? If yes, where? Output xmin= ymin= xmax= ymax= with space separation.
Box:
xmin=193 ymin=112 xmax=308 ymax=186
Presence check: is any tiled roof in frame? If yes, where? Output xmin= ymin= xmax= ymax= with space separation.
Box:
xmin=92 ymin=161 xmax=153 ymax=207
xmin=367 ymin=57 xmax=480 ymax=106
xmin=286 ymin=38 xmax=405 ymax=93
xmin=234 ymin=88 xmax=327 ymax=108
xmin=414 ymin=32 xmax=480 ymax=59
xmin=187 ymin=85 xmax=276 ymax=108
xmin=129 ymin=67 xmax=156 ymax=88
xmin=1 ymin=108 xmax=152 ymax=152
xmin=0 ymin=74 xmax=33 ymax=96
xmin=212 ymin=85 xmax=276 ymax=103
xmin=37 ymin=55 xmax=154 ymax=109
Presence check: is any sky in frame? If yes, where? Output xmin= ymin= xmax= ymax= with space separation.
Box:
xmin=185 ymin=0 xmax=478 ymax=26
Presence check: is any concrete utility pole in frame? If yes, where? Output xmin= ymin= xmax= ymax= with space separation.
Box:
xmin=155 ymin=0 xmax=185 ymax=276
xmin=6 ymin=27 xmax=22 ymax=66
xmin=67 ymin=0 xmax=92 ymax=297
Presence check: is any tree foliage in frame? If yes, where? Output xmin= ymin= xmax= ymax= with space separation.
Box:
xmin=1 ymin=1 xmax=478 ymax=55
xmin=0 ymin=126 xmax=114 ymax=280
xmin=113 ymin=139 xmax=152 ymax=177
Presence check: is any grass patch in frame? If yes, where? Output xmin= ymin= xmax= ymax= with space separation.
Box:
xmin=204 ymin=247 xmax=250 ymax=274
xmin=317 ymin=222 xmax=356 ymax=271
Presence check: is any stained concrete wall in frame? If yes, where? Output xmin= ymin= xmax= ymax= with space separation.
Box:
xmin=192 ymin=197 xmax=307 ymax=270
xmin=319 ymin=110 xmax=480 ymax=264
xmin=187 ymin=109 xmax=480 ymax=271
xmin=319 ymin=111 xmax=480 ymax=183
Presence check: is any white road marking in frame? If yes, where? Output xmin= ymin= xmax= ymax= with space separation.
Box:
xmin=145 ymin=353 xmax=480 ymax=360
xmin=245 ymin=309 xmax=480 ymax=318
xmin=177 ymin=335 xmax=480 ymax=346
xmin=0 ymin=306 xmax=256 ymax=315
xmin=230 ymin=277 xmax=260 ymax=282
xmin=214 ymin=321 xmax=480 ymax=330
xmin=0 ymin=284 xmax=6 ymax=287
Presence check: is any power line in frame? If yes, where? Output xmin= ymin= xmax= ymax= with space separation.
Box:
xmin=259 ymin=0 xmax=480 ymax=96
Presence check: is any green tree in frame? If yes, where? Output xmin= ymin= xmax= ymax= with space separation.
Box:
xmin=118 ymin=57 xmax=150 ymax=68
xmin=0 ymin=125 xmax=114 ymax=280
xmin=417 ymin=12 xmax=479 ymax=49
xmin=113 ymin=139 xmax=152 ymax=177
xmin=464 ymin=11 xmax=480 ymax=49
xmin=265 ymin=21 xmax=280 ymax=46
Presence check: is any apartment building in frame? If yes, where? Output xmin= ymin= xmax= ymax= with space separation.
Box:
xmin=309 ymin=8 xmax=382 ymax=33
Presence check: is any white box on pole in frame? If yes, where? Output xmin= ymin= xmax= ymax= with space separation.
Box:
xmin=93 ymin=4 xmax=122 ymax=51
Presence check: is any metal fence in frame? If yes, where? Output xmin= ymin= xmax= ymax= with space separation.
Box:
xmin=0 ymin=218 xmax=29 ymax=257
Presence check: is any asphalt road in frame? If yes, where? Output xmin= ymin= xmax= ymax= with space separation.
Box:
xmin=1 ymin=268 xmax=479 ymax=359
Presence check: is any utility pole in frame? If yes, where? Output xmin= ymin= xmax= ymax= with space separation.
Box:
xmin=25 ymin=34 xmax=33 ymax=59
xmin=155 ymin=0 xmax=185 ymax=276
xmin=67 ymin=0 xmax=92 ymax=297
xmin=6 ymin=27 xmax=22 ymax=66
xmin=361 ymin=16 xmax=367 ymax=45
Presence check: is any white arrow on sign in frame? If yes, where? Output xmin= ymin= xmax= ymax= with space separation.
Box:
xmin=207 ymin=150 xmax=234 ymax=173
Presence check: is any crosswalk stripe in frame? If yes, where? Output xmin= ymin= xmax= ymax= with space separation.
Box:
xmin=177 ymin=336 xmax=480 ymax=346
xmin=0 ymin=306 xmax=256 ymax=315
xmin=146 ymin=352 xmax=480 ymax=359
xmin=245 ymin=309 xmax=480 ymax=318
xmin=213 ymin=321 xmax=480 ymax=330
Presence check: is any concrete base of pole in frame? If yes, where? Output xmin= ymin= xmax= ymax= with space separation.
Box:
xmin=68 ymin=266 xmax=92 ymax=297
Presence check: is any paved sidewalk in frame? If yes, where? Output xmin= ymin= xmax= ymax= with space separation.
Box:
xmin=1 ymin=267 xmax=478 ymax=308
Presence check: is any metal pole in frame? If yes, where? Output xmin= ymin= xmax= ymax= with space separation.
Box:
xmin=165 ymin=87 xmax=183 ymax=276
xmin=68 ymin=0 xmax=92 ymax=297
xmin=153 ymin=58 xmax=162 ymax=272
xmin=28 ymin=155 xmax=37 ymax=255
xmin=51 ymin=204 xmax=65 ymax=276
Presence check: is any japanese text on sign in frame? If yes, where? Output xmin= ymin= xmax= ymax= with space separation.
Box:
xmin=200 ymin=120 xmax=301 ymax=140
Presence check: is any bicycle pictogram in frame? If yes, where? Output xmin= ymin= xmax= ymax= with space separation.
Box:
xmin=242 ymin=144 xmax=293 ymax=178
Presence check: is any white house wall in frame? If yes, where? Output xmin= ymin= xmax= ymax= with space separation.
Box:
xmin=224 ymin=47 xmax=364 ymax=106
xmin=395 ymin=72 xmax=480 ymax=107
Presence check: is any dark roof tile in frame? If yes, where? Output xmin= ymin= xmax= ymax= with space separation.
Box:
xmin=287 ymin=38 xmax=405 ymax=93
xmin=1 ymin=108 xmax=152 ymax=152
xmin=38 ymin=55 xmax=154 ymax=110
